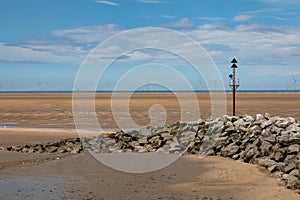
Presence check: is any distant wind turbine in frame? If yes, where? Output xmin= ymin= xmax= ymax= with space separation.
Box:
xmin=37 ymin=81 xmax=43 ymax=91
xmin=292 ymin=76 xmax=298 ymax=91
xmin=210 ymin=80 xmax=217 ymax=91
xmin=147 ymin=81 xmax=152 ymax=92
xmin=198 ymin=80 xmax=203 ymax=91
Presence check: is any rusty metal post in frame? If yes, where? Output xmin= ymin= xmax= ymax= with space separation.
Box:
xmin=229 ymin=58 xmax=240 ymax=116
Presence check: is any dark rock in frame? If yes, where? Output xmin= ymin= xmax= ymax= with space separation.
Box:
xmin=286 ymin=175 xmax=300 ymax=189
xmin=260 ymin=120 xmax=273 ymax=129
xmin=260 ymin=141 xmax=272 ymax=156
xmin=244 ymin=147 xmax=259 ymax=162
xmin=272 ymin=151 xmax=286 ymax=162
xmin=221 ymin=145 xmax=240 ymax=157
xmin=263 ymin=135 xmax=276 ymax=144
xmin=267 ymin=165 xmax=278 ymax=173
xmin=283 ymin=162 xmax=296 ymax=174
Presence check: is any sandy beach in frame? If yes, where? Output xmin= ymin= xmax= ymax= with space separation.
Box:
xmin=0 ymin=92 xmax=299 ymax=129
xmin=0 ymin=92 xmax=299 ymax=199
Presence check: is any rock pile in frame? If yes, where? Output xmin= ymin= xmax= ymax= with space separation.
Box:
xmin=82 ymin=113 xmax=300 ymax=191
xmin=191 ymin=114 xmax=300 ymax=190
xmin=82 ymin=122 xmax=198 ymax=154
xmin=1 ymin=113 xmax=299 ymax=190
xmin=2 ymin=138 xmax=83 ymax=154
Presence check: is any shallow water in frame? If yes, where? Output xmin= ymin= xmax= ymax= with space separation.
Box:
xmin=0 ymin=176 xmax=66 ymax=200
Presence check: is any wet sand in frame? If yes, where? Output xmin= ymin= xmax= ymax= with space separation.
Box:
xmin=0 ymin=92 xmax=299 ymax=129
xmin=0 ymin=141 xmax=299 ymax=199
xmin=0 ymin=92 xmax=299 ymax=199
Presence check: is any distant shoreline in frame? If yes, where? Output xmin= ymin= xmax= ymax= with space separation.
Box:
xmin=0 ymin=90 xmax=299 ymax=93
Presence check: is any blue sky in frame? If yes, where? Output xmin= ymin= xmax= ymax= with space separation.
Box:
xmin=0 ymin=0 xmax=300 ymax=91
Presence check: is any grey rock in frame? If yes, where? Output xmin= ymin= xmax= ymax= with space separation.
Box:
xmin=244 ymin=147 xmax=259 ymax=162
xmin=134 ymin=146 xmax=148 ymax=153
xmin=169 ymin=138 xmax=180 ymax=149
xmin=244 ymin=115 xmax=254 ymax=122
xmin=255 ymin=158 xmax=277 ymax=168
xmin=283 ymin=162 xmax=296 ymax=173
xmin=226 ymin=115 xmax=239 ymax=122
xmin=232 ymin=154 xmax=240 ymax=160
xmin=149 ymin=137 xmax=162 ymax=148
xmin=285 ymin=155 xmax=296 ymax=163
xmin=275 ymin=119 xmax=292 ymax=129
xmin=28 ymin=147 xmax=35 ymax=153
xmin=267 ymin=165 xmax=278 ymax=173
xmin=249 ymin=125 xmax=261 ymax=135
xmin=138 ymin=137 xmax=148 ymax=144
xmin=271 ymin=126 xmax=282 ymax=135
xmin=263 ymin=135 xmax=276 ymax=144
xmin=234 ymin=118 xmax=246 ymax=127
xmin=291 ymin=132 xmax=300 ymax=139
xmin=273 ymin=151 xmax=286 ymax=162
xmin=288 ymin=144 xmax=300 ymax=154
xmin=12 ymin=145 xmax=23 ymax=152
xmin=46 ymin=146 xmax=58 ymax=153
xmin=264 ymin=113 xmax=272 ymax=119
xmin=287 ymin=124 xmax=300 ymax=133
xmin=22 ymin=148 xmax=29 ymax=153
xmin=286 ymin=175 xmax=300 ymax=189
xmin=139 ymin=128 xmax=153 ymax=137
xmin=260 ymin=120 xmax=273 ymax=129
xmin=145 ymin=144 xmax=155 ymax=152
xmin=58 ymin=147 xmax=67 ymax=153
xmin=289 ymin=169 xmax=299 ymax=178
xmin=70 ymin=148 xmax=81 ymax=154
xmin=221 ymin=145 xmax=240 ymax=157
xmin=256 ymin=114 xmax=264 ymax=120
xmin=260 ymin=141 xmax=272 ymax=156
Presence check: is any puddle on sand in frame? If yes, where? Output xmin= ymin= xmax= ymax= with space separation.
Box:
xmin=0 ymin=122 xmax=19 ymax=125
xmin=0 ymin=176 xmax=67 ymax=200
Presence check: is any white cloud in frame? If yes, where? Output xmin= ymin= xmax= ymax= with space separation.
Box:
xmin=196 ymin=17 xmax=227 ymax=22
xmin=260 ymin=0 xmax=300 ymax=3
xmin=0 ymin=43 xmax=81 ymax=64
xmin=2 ymin=21 xmax=300 ymax=74
xmin=162 ymin=18 xmax=194 ymax=29
xmin=51 ymin=24 xmax=120 ymax=43
xmin=187 ymin=24 xmax=300 ymax=66
xmin=232 ymin=14 xmax=253 ymax=22
xmin=162 ymin=15 xmax=176 ymax=19
xmin=136 ymin=0 xmax=164 ymax=3
xmin=95 ymin=0 xmax=119 ymax=6
xmin=0 ymin=24 xmax=121 ymax=64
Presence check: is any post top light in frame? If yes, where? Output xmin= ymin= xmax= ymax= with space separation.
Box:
xmin=231 ymin=63 xmax=238 ymax=68
xmin=231 ymin=58 xmax=238 ymax=64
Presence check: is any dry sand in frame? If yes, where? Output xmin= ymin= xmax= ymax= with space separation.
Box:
xmin=0 ymin=92 xmax=299 ymax=199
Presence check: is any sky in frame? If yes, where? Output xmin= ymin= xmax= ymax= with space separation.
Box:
xmin=0 ymin=0 xmax=300 ymax=91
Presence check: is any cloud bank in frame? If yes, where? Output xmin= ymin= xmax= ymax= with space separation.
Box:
xmin=0 ymin=18 xmax=299 ymax=76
